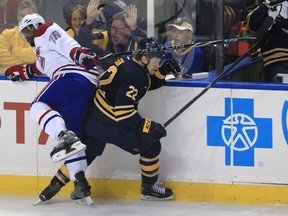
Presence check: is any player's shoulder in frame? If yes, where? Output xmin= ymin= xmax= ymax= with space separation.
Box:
xmin=118 ymin=57 xmax=142 ymax=72
xmin=34 ymin=22 xmax=54 ymax=37
xmin=116 ymin=57 xmax=145 ymax=81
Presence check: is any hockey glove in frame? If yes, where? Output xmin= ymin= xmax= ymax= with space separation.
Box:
xmin=141 ymin=118 xmax=167 ymax=141
xmin=5 ymin=64 xmax=33 ymax=82
xmin=72 ymin=47 xmax=99 ymax=71
xmin=159 ymin=58 xmax=181 ymax=76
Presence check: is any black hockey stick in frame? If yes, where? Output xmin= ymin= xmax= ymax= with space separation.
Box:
xmin=98 ymin=37 xmax=257 ymax=60
xmin=163 ymin=16 xmax=274 ymax=128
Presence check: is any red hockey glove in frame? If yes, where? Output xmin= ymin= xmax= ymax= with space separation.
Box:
xmin=5 ymin=64 xmax=33 ymax=82
xmin=71 ymin=47 xmax=99 ymax=71
xmin=141 ymin=118 xmax=167 ymax=141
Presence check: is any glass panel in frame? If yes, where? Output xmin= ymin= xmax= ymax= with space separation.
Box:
xmin=5 ymin=0 xmax=263 ymax=81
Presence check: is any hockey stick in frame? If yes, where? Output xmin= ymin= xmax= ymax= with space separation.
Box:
xmin=98 ymin=37 xmax=257 ymax=60
xmin=163 ymin=16 xmax=274 ymax=128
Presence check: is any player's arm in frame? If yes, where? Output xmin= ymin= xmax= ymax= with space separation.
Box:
xmin=37 ymin=23 xmax=99 ymax=71
xmin=149 ymin=56 xmax=180 ymax=90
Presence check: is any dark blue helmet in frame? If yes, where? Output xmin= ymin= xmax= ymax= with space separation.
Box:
xmin=137 ymin=37 xmax=165 ymax=62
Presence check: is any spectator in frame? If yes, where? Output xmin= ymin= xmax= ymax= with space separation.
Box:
xmin=65 ymin=4 xmax=87 ymax=38
xmin=63 ymin=0 xmax=136 ymax=30
xmin=0 ymin=0 xmax=39 ymax=73
xmin=164 ymin=17 xmax=204 ymax=78
xmin=0 ymin=0 xmax=21 ymax=32
xmin=17 ymin=0 xmax=39 ymax=22
xmin=247 ymin=0 xmax=288 ymax=82
xmin=75 ymin=2 xmax=146 ymax=70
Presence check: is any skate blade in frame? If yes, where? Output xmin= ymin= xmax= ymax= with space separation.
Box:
xmin=33 ymin=199 xmax=43 ymax=206
xmin=52 ymin=142 xmax=86 ymax=163
xmin=140 ymin=194 xmax=174 ymax=201
xmin=75 ymin=196 xmax=94 ymax=206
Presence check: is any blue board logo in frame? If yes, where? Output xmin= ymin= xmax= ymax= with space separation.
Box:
xmin=207 ymin=98 xmax=272 ymax=167
xmin=281 ymin=100 xmax=288 ymax=145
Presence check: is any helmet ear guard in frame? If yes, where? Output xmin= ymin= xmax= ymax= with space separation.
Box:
xmin=18 ymin=13 xmax=45 ymax=32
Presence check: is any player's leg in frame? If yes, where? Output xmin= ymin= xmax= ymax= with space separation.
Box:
xmin=30 ymin=100 xmax=86 ymax=162
xmin=113 ymin=129 xmax=173 ymax=200
xmin=139 ymin=138 xmax=173 ymax=200
xmin=34 ymin=74 xmax=96 ymax=204
xmin=38 ymin=164 xmax=70 ymax=202
xmin=69 ymin=133 xmax=106 ymax=204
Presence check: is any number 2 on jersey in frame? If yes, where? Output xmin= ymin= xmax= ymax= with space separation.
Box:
xmin=126 ymin=86 xmax=138 ymax=101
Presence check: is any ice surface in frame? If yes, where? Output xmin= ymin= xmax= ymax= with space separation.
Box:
xmin=0 ymin=195 xmax=288 ymax=216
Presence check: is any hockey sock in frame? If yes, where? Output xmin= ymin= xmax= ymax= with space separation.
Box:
xmin=55 ymin=164 xmax=70 ymax=185
xmin=65 ymin=150 xmax=87 ymax=181
xmin=139 ymin=155 xmax=160 ymax=185
xmin=30 ymin=102 xmax=66 ymax=140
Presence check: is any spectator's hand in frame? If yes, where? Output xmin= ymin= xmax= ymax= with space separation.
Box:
xmin=124 ymin=4 xmax=138 ymax=31
xmin=73 ymin=47 xmax=99 ymax=71
xmin=86 ymin=0 xmax=103 ymax=25
xmin=141 ymin=118 xmax=167 ymax=141
xmin=5 ymin=64 xmax=32 ymax=82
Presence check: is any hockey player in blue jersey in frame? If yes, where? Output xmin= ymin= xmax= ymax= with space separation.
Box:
xmin=38 ymin=37 xmax=180 ymax=202
xmin=81 ymin=37 xmax=179 ymax=200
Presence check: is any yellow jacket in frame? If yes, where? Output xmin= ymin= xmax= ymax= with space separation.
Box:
xmin=0 ymin=26 xmax=37 ymax=73
xmin=66 ymin=28 xmax=75 ymax=38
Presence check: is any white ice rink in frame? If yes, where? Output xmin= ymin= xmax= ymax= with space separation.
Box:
xmin=0 ymin=195 xmax=288 ymax=216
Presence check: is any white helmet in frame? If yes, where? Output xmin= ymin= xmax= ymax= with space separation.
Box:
xmin=18 ymin=13 xmax=45 ymax=32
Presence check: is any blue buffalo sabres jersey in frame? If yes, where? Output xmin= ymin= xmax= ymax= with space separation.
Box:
xmin=93 ymin=56 xmax=165 ymax=129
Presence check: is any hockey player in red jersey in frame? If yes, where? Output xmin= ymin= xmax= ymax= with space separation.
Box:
xmin=5 ymin=13 xmax=99 ymax=204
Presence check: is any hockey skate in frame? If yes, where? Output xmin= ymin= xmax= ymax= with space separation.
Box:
xmin=71 ymin=171 xmax=93 ymax=205
xmin=50 ymin=130 xmax=86 ymax=163
xmin=141 ymin=182 xmax=173 ymax=201
xmin=33 ymin=177 xmax=64 ymax=205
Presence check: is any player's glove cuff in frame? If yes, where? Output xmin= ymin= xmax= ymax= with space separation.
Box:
xmin=71 ymin=47 xmax=99 ymax=71
xmin=141 ymin=118 xmax=167 ymax=141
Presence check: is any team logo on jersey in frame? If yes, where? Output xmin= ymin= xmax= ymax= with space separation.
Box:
xmin=207 ymin=98 xmax=272 ymax=167
xmin=38 ymin=56 xmax=45 ymax=70
xmin=35 ymin=47 xmax=45 ymax=70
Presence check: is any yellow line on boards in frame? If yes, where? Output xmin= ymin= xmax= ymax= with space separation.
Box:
xmin=1 ymin=175 xmax=288 ymax=204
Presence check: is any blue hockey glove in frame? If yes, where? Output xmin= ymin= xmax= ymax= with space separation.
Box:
xmin=73 ymin=47 xmax=99 ymax=71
